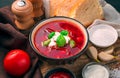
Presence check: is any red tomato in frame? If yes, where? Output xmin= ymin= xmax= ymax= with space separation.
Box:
xmin=3 ymin=49 xmax=31 ymax=76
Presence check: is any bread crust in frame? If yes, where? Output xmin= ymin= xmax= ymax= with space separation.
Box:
xmin=49 ymin=0 xmax=104 ymax=27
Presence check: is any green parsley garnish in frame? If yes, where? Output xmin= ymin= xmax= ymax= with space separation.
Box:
xmin=56 ymin=35 xmax=66 ymax=47
xmin=48 ymin=32 xmax=55 ymax=39
xmin=60 ymin=30 xmax=68 ymax=36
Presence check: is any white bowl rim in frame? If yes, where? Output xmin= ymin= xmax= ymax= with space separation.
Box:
xmin=88 ymin=24 xmax=118 ymax=47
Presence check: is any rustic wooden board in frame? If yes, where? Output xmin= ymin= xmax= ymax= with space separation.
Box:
xmin=39 ymin=39 xmax=120 ymax=78
xmin=40 ymin=54 xmax=90 ymax=78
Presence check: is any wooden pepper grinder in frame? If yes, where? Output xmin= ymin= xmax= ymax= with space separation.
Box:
xmin=11 ymin=0 xmax=35 ymax=30
xmin=28 ymin=0 xmax=44 ymax=20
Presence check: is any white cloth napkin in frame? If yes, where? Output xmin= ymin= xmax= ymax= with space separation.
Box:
xmin=88 ymin=0 xmax=120 ymax=37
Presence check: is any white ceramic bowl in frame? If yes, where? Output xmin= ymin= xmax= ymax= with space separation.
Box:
xmin=82 ymin=62 xmax=110 ymax=78
xmin=88 ymin=24 xmax=118 ymax=48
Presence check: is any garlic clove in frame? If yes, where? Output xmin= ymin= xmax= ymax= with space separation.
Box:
xmin=103 ymin=46 xmax=114 ymax=54
xmin=98 ymin=52 xmax=114 ymax=62
xmin=87 ymin=46 xmax=100 ymax=62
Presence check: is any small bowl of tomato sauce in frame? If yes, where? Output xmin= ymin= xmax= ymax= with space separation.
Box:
xmin=44 ymin=67 xmax=76 ymax=78
xmin=29 ymin=17 xmax=88 ymax=64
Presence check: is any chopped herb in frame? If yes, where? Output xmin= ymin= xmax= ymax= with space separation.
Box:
xmin=48 ymin=32 xmax=55 ymax=39
xmin=56 ymin=35 xmax=66 ymax=47
xmin=70 ymin=40 xmax=76 ymax=48
xmin=60 ymin=30 xmax=68 ymax=36
xmin=43 ymin=39 xmax=51 ymax=46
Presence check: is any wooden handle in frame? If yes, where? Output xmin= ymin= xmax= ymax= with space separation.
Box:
xmin=28 ymin=0 xmax=44 ymax=18
xmin=11 ymin=0 xmax=35 ymax=30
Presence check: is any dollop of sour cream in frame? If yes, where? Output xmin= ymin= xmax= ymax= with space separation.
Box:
xmin=83 ymin=65 xmax=109 ymax=78
xmin=48 ymin=32 xmax=70 ymax=47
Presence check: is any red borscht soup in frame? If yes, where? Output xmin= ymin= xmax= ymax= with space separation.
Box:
xmin=31 ymin=17 xmax=88 ymax=59
xmin=49 ymin=72 xmax=71 ymax=78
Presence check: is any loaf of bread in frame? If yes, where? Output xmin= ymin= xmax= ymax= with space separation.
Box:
xmin=43 ymin=0 xmax=104 ymax=27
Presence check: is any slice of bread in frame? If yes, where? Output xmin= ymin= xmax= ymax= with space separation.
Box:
xmin=49 ymin=0 xmax=104 ymax=27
